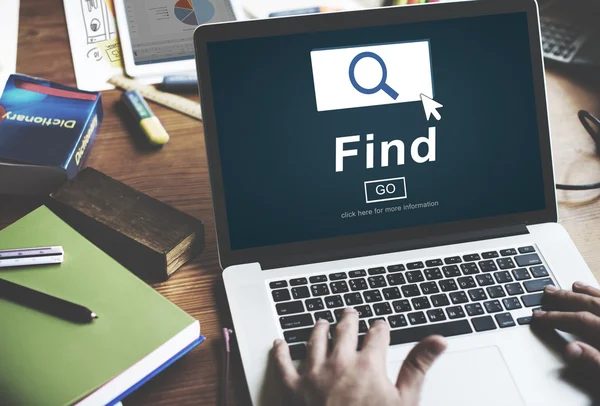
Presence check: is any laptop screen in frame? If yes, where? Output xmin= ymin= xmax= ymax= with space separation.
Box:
xmin=206 ymin=11 xmax=546 ymax=251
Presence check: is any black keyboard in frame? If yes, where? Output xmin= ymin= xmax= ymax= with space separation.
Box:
xmin=541 ymin=17 xmax=590 ymax=63
xmin=269 ymin=245 xmax=554 ymax=360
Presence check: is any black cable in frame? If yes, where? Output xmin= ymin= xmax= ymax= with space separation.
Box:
xmin=555 ymin=110 xmax=600 ymax=191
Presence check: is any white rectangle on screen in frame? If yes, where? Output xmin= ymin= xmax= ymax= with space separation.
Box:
xmin=310 ymin=40 xmax=433 ymax=112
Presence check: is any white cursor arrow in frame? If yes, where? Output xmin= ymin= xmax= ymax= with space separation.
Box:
xmin=420 ymin=94 xmax=443 ymax=121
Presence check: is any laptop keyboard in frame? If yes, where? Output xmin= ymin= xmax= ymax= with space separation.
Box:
xmin=268 ymin=245 xmax=555 ymax=360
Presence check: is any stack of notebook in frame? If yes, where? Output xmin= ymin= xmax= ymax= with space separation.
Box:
xmin=0 ymin=206 xmax=204 ymax=405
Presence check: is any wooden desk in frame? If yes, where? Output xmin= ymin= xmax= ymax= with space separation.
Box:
xmin=2 ymin=1 xmax=600 ymax=404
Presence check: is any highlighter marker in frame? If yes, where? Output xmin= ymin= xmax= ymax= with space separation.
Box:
xmin=122 ymin=90 xmax=169 ymax=146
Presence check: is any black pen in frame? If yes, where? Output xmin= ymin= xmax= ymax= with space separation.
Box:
xmin=0 ymin=278 xmax=97 ymax=323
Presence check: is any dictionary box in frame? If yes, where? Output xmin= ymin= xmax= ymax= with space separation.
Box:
xmin=0 ymin=74 xmax=102 ymax=195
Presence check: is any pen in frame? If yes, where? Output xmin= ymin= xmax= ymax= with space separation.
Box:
xmin=122 ymin=90 xmax=170 ymax=146
xmin=159 ymin=75 xmax=198 ymax=93
xmin=0 ymin=278 xmax=97 ymax=323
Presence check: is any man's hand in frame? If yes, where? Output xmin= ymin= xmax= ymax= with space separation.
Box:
xmin=533 ymin=282 xmax=600 ymax=373
xmin=272 ymin=308 xmax=447 ymax=406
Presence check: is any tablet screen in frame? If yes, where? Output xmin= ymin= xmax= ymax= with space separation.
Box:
xmin=123 ymin=0 xmax=234 ymax=65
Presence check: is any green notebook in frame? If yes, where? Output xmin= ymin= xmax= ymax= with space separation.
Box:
xmin=0 ymin=206 xmax=200 ymax=405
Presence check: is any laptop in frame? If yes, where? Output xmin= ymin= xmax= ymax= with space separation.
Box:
xmin=193 ymin=1 xmax=599 ymax=404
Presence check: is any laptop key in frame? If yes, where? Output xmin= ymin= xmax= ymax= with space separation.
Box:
xmin=392 ymin=299 xmax=412 ymax=313
xmin=387 ymin=264 xmax=406 ymax=273
xmin=387 ymin=273 xmax=406 ymax=286
xmin=460 ymin=263 xmax=479 ymax=275
xmin=444 ymin=256 xmax=462 ymax=264
xmin=518 ymin=246 xmax=536 ymax=254
xmin=272 ymin=289 xmax=291 ymax=302
xmin=368 ymin=318 xmax=386 ymax=327
xmin=406 ymin=271 xmax=425 ymax=283
xmin=402 ymin=284 xmax=421 ymax=297
xmin=407 ymin=261 xmax=425 ymax=270
xmin=478 ymin=260 xmax=497 ymax=273
xmin=368 ymin=267 xmax=386 ymax=275
xmin=450 ymin=291 xmax=468 ymax=304
xmin=522 ymin=293 xmax=544 ymax=307
xmin=280 ymin=313 xmax=313 ymax=329
xmin=476 ymin=274 xmax=494 ymax=286
xmin=505 ymin=282 xmax=524 ymax=296
xmin=306 ymin=298 xmax=324 ymax=311
xmin=446 ymin=305 xmax=466 ymax=319
xmin=373 ymin=302 xmax=393 ymax=316
xmin=290 ymin=277 xmax=308 ymax=286
xmin=497 ymin=258 xmax=516 ymax=270
xmin=482 ymin=251 xmax=499 ymax=259
xmin=494 ymin=271 xmax=513 ymax=284
xmin=314 ymin=310 xmax=334 ymax=323
xmin=349 ymin=270 xmax=367 ymax=278
xmin=420 ymin=281 xmax=439 ymax=295
xmin=530 ymin=266 xmax=549 ymax=278
xmin=427 ymin=308 xmax=447 ymax=322
xmin=390 ymin=320 xmax=473 ymax=345
xmin=310 ymin=275 xmax=327 ymax=283
xmin=382 ymin=287 xmax=402 ymax=300
xmin=344 ymin=292 xmax=363 ymax=306
xmin=277 ymin=300 xmax=305 ymax=315
xmin=517 ymin=316 xmax=532 ymax=325
xmin=500 ymin=248 xmax=517 ymax=256
xmin=329 ymin=272 xmax=347 ymax=280
xmin=368 ymin=275 xmax=387 ymax=288
xmin=439 ymin=279 xmax=458 ymax=292
xmin=284 ymin=328 xmax=313 ymax=344
xmin=389 ymin=314 xmax=408 ymax=328
xmin=334 ymin=309 xmax=346 ymax=322
xmin=424 ymin=268 xmax=443 ymax=280
xmin=411 ymin=296 xmax=431 ymax=310
xmin=487 ymin=286 xmax=506 ymax=298
xmin=292 ymin=286 xmax=311 ymax=299
xmin=442 ymin=265 xmax=461 ymax=278
xmin=325 ymin=295 xmax=344 ymax=308
xmin=514 ymin=254 xmax=542 ymax=267
xmin=495 ymin=313 xmax=516 ymax=328
xmin=311 ymin=284 xmax=330 ymax=297
xmin=364 ymin=290 xmax=383 ymax=303
xmin=502 ymin=297 xmax=522 ymax=310
xmin=408 ymin=311 xmax=427 ymax=325
xmin=472 ymin=316 xmax=497 ymax=332
xmin=465 ymin=303 xmax=484 ymax=316
xmin=426 ymin=259 xmax=444 ymax=267
xmin=512 ymin=268 xmax=531 ymax=281
xmin=330 ymin=281 xmax=349 ymax=294
xmin=458 ymin=276 xmax=476 ymax=289
xmin=270 ymin=280 xmax=287 ymax=289
xmin=289 ymin=344 xmax=307 ymax=360
xmin=359 ymin=320 xmax=369 ymax=333
xmin=431 ymin=293 xmax=450 ymax=307
xmin=523 ymin=278 xmax=554 ymax=293
xmin=468 ymin=288 xmax=487 ymax=301
xmin=355 ymin=305 xmax=373 ymax=319
xmin=484 ymin=300 xmax=503 ymax=313
xmin=349 ymin=278 xmax=368 ymax=291
xmin=463 ymin=254 xmax=481 ymax=262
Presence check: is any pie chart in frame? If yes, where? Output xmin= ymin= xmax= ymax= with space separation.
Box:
xmin=174 ymin=0 xmax=215 ymax=26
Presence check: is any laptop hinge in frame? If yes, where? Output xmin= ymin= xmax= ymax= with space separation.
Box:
xmin=261 ymin=224 xmax=529 ymax=271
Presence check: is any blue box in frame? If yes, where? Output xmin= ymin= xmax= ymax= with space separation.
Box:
xmin=0 ymin=74 xmax=102 ymax=195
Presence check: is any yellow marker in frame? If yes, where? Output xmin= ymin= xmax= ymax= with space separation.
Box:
xmin=122 ymin=90 xmax=169 ymax=146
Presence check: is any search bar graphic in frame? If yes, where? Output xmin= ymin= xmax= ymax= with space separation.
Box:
xmin=310 ymin=40 xmax=433 ymax=112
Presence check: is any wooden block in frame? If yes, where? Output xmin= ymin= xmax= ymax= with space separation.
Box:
xmin=47 ymin=167 xmax=204 ymax=281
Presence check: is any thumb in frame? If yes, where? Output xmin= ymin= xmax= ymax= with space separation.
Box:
xmin=564 ymin=341 xmax=600 ymax=373
xmin=396 ymin=335 xmax=447 ymax=402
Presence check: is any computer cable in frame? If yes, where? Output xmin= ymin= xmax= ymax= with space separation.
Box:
xmin=555 ymin=110 xmax=600 ymax=190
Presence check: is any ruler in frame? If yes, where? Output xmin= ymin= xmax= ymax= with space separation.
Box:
xmin=108 ymin=75 xmax=203 ymax=121
xmin=0 ymin=246 xmax=64 ymax=268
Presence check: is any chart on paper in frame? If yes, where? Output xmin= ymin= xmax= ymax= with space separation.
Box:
xmin=174 ymin=0 xmax=215 ymax=26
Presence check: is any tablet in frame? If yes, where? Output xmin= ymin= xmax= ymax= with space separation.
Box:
xmin=114 ymin=0 xmax=236 ymax=80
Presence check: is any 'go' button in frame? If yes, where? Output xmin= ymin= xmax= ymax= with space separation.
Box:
xmin=364 ymin=177 xmax=407 ymax=204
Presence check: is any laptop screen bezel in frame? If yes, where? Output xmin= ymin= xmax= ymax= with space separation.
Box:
xmin=194 ymin=0 xmax=557 ymax=270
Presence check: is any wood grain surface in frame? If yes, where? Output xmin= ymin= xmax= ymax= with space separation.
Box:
xmin=2 ymin=1 xmax=600 ymax=405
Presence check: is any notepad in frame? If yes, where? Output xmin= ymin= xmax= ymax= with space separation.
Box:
xmin=0 ymin=206 xmax=203 ymax=405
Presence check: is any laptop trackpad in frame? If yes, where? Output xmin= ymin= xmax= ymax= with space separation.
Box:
xmin=389 ymin=346 xmax=524 ymax=406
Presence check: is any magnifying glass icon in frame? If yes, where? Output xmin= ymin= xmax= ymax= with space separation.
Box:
xmin=348 ymin=51 xmax=399 ymax=100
